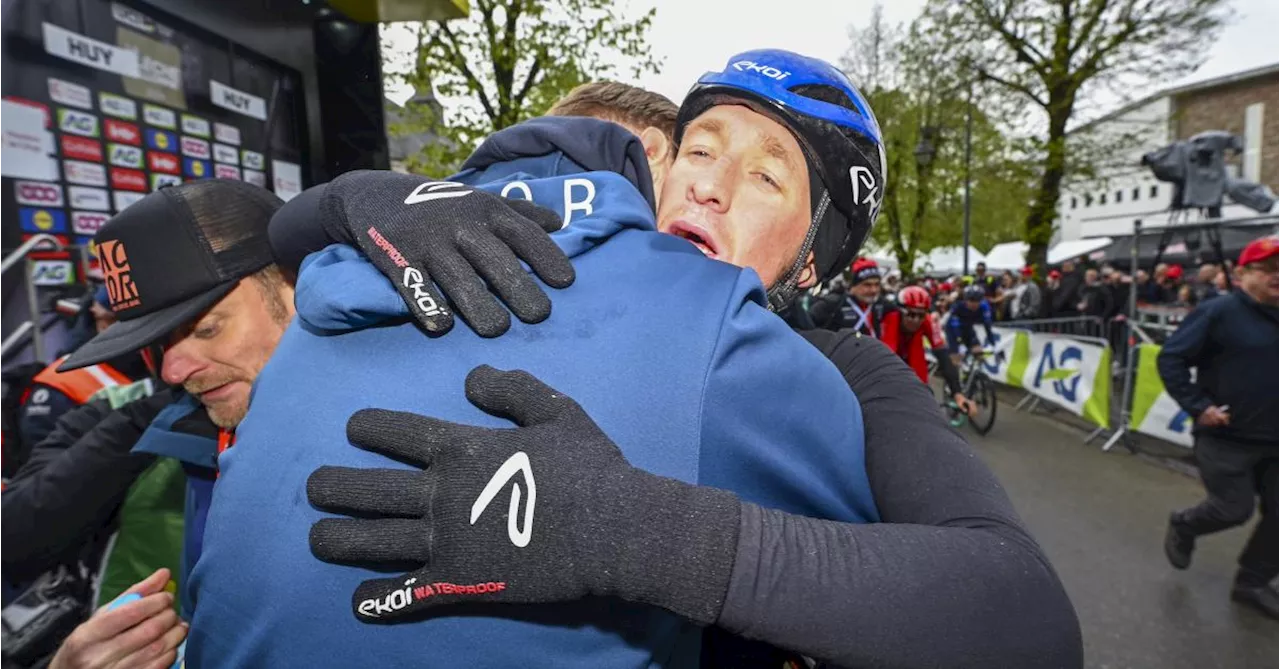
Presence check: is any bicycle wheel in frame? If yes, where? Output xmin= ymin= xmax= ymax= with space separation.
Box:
xmin=969 ymin=374 xmax=998 ymax=435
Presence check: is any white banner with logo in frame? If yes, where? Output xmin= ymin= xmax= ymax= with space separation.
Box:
xmin=978 ymin=327 xmax=1028 ymax=387
xmin=1019 ymin=332 xmax=1111 ymax=428
xmin=1129 ymin=343 xmax=1194 ymax=447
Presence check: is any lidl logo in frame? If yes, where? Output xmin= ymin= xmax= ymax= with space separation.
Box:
xmin=145 ymin=128 xmax=176 ymax=151
xmin=19 ymin=208 xmax=68 ymax=234
xmin=183 ymin=157 xmax=211 ymax=178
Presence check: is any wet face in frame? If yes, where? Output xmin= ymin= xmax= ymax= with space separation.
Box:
xmin=658 ymin=105 xmax=812 ymax=287
xmin=852 ymin=278 xmax=881 ymax=303
xmin=1239 ymin=257 xmax=1279 ymax=306
xmin=161 ymin=277 xmax=294 ymax=428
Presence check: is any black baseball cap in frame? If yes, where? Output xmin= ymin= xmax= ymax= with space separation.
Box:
xmin=59 ymin=181 xmax=283 ymax=371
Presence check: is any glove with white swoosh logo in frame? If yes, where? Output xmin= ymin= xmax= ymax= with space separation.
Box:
xmin=307 ymin=365 xmax=741 ymax=625
xmin=310 ymin=170 xmax=575 ymax=337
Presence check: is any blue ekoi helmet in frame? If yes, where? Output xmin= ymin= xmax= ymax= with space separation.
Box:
xmin=677 ymin=49 xmax=887 ymax=308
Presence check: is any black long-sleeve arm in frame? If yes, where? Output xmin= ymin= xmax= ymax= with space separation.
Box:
xmin=931 ymin=345 xmax=963 ymax=397
xmin=713 ymin=331 xmax=1082 ymax=668
xmin=1 ymin=394 xmax=169 ymax=581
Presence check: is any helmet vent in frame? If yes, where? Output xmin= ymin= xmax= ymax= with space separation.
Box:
xmin=788 ymin=84 xmax=858 ymax=114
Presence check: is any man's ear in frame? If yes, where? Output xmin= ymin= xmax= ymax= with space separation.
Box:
xmin=797 ymin=251 xmax=818 ymax=289
xmin=638 ymin=126 xmax=671 ymax=164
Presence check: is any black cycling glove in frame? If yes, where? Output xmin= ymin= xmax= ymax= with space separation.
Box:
xmin=292 ymin=170 xmax=575 ymax=337
xmin=307 ymin=365 xmax=740 ymax=625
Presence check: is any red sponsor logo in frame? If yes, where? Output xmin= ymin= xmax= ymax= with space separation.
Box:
xmin=147 ymin=151 xmax=180 ymax=174
xmin=61 ymin=136 xmax=103 ymax=162
xmin=110 ymin=168 xmax=147 ymax=192
xmin=99 ymin=239 xmax=142 ymax=310
xmin=367 ymin=226 xmax=408 ymax=268
xmin=104 ymin=119 xmax=141 ymax=145
xmin=16 ymin=181 xmax=64 ymax=206
xmin=180 ymin=136 xmax=210 ymax=158
xmin=3 ymin=96 xmax=51 ymax=127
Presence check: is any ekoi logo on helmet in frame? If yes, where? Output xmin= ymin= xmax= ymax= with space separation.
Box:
xmin=731 ymin=60 xmax=791 ymax=81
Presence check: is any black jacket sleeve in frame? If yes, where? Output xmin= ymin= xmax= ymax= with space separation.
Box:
xmin=16 ymin=386 xmax=79 ymax=454
xmin=1 ymin=392 xmax=173 ymax=581
xmin=713 ymin=331 xmax=1083 ymax=668
xmin=1156 ymin=301 xmax=1215 ymax=417
xmin=267 ymin=184 xmax=352 ymax=277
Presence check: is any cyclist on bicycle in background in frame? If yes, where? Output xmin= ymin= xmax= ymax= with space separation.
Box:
xmin=881 ymin=286 xmax=978 ymax=417
xmin=948 ymin=284 xmax=997 ymax=356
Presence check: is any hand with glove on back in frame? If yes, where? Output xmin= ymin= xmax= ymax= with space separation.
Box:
xmin=269 ymin=169 xmax=575 ymax=337
xmin=308 ymin=365 xmax=741 ymax=626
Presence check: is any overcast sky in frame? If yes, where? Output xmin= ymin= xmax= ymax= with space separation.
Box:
xmin=386 ymin=0 xmax=1278 ymax=114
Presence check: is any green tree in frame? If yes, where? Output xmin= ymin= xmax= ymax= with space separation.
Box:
xmin=386 ymin=0 xmax=661 ymax=176
xmin=845 ymin=5 xmax=1032 ymax=276
xmin=927 ymin=0 xmax=1232 ymax=271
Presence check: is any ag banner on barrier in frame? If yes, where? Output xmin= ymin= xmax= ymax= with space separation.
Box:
xmin=981 ymin=327 xmax=1030 ymax=387
xmin=987 ymin=330 xmax=1111 ymax=429
xmin=1128 ymin=343 xmax=1194 ymax=447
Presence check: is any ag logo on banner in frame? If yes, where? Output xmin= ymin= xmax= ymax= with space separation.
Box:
xmin=1023 ymin=332 xmax=1111 ymax=428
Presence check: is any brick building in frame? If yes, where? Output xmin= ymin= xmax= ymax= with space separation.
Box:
xmin=1171 ymin=64 xmax=1278 ymax=193
xmin=1056 ymin=64 xmax=1279 ymax=242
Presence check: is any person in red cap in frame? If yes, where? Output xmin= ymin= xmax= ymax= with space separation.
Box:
xmin=811 ymin=257 xmax=890 ymax=337
xmin=1159 ymin=235 xmax=1278 ymax=619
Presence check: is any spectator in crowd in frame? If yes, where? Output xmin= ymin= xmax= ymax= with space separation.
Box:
xmin=1008 ymin=266 xmax=1042 ymax=321
xmin=1163 ymin=264 xmax=1185 ymax=301
xmin=1052 ymin=258 xmax=1085 ymax=317
xmin=1175 ymin=283 xmax=1197 ymax=308
xmin=1193 ymin=263 xmax=1223 ymax=303
xmin=811 ymin=257 xmax=890 ymax=336
xmin=14 ymin=287 xmax=150 ymax=458
xmin=1077 ymin=268 xmax=1115 ymax=320
xmin=1159 ymin=235 xmax=1278 ymax=619
xmin=1213 ymin=265 xmax=1231 ymax=292
xmin=970 ymin=261 xmax=999 ymax=298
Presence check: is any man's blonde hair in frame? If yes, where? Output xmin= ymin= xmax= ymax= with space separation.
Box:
xmin=548 ymin=82 xmax=678 ymax=144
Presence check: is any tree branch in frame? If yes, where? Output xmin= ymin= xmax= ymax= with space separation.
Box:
xmin=437 ymin=22 xmax=498 ymax=122
xmin=973 ymin=0 xmax=1050 ymax=79
xmin=979 ymin=69 xmax=1049 ymax=109
xmin=513 ymin=55 xmax=543 ymax=109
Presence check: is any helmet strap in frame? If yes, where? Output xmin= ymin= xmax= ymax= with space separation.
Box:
xmin=767 ymin=190 xmax=830 ymax=312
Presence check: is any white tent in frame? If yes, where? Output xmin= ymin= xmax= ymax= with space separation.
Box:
xmin=1047 ymin=237 xmax=1113 ymax=264
xmin=860 ymin=241 xmax=901 ymax=272
xmin=982 ymin=242 xmax=1028 ymax=271
xmin=917 ymin=246 xmax=987 ymax=276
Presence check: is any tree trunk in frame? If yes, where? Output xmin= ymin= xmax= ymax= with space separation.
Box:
xmin=1024 ymin=101 xmax=1071 ymax=273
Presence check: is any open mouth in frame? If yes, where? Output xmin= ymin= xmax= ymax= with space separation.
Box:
xmin=667 ymin=222 xmax=720 ymax=259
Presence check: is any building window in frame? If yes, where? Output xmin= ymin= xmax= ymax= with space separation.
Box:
xmin=1085 ymin=194 xmax=1093 ymax=206
xmin=1132 ymin=187 xmax=1140 ymax=200
xmin=1100 ymin=193 xmax=1107 ymax=205
xmin=1150 ymin=185 xmax=1158 ymax=198
xmin=1070 ymin=197 xmax=1077 ymax=209
xmin=1116 ymin=190 xmax=1123 ymax=203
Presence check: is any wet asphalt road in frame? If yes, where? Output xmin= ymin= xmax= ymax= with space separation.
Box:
xmin=968 ymin=400 xmax=1277 ymax=669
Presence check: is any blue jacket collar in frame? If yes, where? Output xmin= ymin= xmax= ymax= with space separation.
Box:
xmin=132 ymin=393 xmax=219 ymax=469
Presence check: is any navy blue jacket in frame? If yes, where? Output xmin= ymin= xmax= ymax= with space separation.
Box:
xmin=1157 ymin=289 xmax=1278 ymax=444
xmin=186 ymin=127 xmax=878 ymax=666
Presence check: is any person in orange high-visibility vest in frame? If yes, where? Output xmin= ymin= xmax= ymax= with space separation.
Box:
xmin=18 ymin=287 xmax=150 ymax=452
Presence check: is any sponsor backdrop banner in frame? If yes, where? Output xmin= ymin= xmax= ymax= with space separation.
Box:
xmin=1128 ymin=343 xmax=1194 ymax=448
xmin=3 ymin=1 xmax=308 ymax=255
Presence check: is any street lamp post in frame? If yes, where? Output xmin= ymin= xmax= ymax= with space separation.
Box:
xmin=962 ymin=76 xmax=973 ymax=277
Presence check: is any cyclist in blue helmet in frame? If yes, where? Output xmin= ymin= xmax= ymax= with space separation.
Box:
xmin=259 ymin=52 xmax=1080 ymax=669
xmin=660 ymin=49 xmax=887 ymax=311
